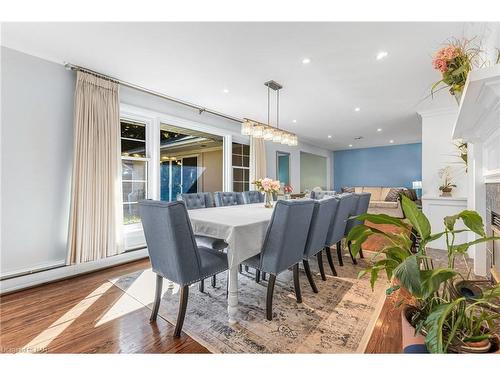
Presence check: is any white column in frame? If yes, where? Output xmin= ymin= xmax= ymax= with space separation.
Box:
xmin=468 ymin=142 xmax=488 ymax=276
xmin=223 ymin=135 xmax=233 ymax=191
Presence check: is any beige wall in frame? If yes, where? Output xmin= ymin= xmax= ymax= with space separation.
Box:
xmin=300 ymin=152 xmax=327 ymax=192
xmin=201 ymin=149 xmax=223 ymax=192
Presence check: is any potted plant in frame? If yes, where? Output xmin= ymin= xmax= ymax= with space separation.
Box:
xmin=254 ymin=178 xmax=281 ymax=208
xmin=347 ymin=195 xmax=500 ymax=353
xmin=431 ymin=38 xmax=483 ymax=104
xmin=438 ymin=166 xmax=457 ymax=196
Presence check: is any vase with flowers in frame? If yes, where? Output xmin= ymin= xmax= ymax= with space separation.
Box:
xmin=431 ymin=38 xmax=483 ymax=104
xmin=254 ymin=178 xmax=281 ymax=208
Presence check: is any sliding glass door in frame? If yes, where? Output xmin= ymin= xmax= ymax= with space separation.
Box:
xmin=160 ymin=155 xmax=199 ymax=201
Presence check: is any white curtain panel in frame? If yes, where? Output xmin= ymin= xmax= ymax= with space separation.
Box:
xmin=249 ymin=136 xmax=267 ymax=187
xmin=67 ymin=71 xmax=123 ymax=264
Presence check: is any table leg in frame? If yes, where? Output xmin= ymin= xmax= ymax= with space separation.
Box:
xmin=227 ymin=265 xmax=239 ymax=325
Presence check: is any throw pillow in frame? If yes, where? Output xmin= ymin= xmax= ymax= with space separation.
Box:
xmin=401 ymin=189 xmax=417 ymax=201
xmin=385 ymin=188 xmax=401 ymax=202
xmin=342 ymin=187 xmax=355 ymax=193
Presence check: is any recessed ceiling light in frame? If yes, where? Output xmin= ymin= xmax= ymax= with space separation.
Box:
xmin=328 ymin=135 xmax=332 ymax=139
xmin=389 ymin=139 xmax=394 ymax=143
xmin=377 ymin=128 xmax=382 ymax=132
xmin=354 ymin=107 xmax=361 ymax=112
xmin=376 ymin=51 xmax=389 ymax=60
xmin=348 ymin=144 xmax=353 ymax=148
xmin=223 ymin=88 xmax=229 ymax=94
xmin=292 ymin=119 xmax=297 ymax=123
xmin=302 ymin=58 xmax=311 ymax=64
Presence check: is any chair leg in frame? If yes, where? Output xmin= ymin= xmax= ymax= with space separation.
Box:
xmin=266 ymin=274 xmax=276 ymax=321
xmin=244 ymin=265 xmax=249 ymax=272
xmin=293 ymin=264 xmax=302 ymax=303
xmin=255 ymin=269 xmax=261 ymax=283
xmin=317 ymin=251 xmax=327 ymax=281
xmin=303 ymin=259 xmax=318 ymax=293
xmin=336 ymin=241 xmax=344 ymax=267
xmin=262 ymin=272 xmax=267 ymax=281
xmin=359 ymin=248 xmax=365 ymax=258
xmin=348 ymin=241 xmax=358 ymax=265
xmin=211 ymin=275 xmax=216 ymax=288
xmin=150 ymin=274 xmax=163 ymax=322
xmin=324 ymin=247 xmax=338 ymax=276
xmin=174 ymin=285 xmax=189 ymax=338
xmin=239 ymin=264 xmax=242 ymax=273
xmin=199 ymin=279 xmax=204 ymax=293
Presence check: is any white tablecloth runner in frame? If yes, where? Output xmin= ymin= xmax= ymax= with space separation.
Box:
xmin=188 ymin=203 xmax=273 ymax=267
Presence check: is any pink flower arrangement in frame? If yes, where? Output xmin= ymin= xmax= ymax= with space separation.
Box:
xmin=432 ymin=46 xmax=461 ymax=73
xmin=254 ymin=178 xmax=280 ymax=193
xmin=431 ymin=38 xmax=483 ymax=101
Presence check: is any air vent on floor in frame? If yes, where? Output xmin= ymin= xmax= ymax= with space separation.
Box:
xmin=492 ymin=211 xmax=500 ymax=228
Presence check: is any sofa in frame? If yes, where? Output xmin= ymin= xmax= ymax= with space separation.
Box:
xmin=341 ymin=186 xmax=420 ymax=218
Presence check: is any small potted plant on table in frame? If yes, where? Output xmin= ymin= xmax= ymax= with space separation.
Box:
xmin=439 ymin=166 xmax=457 ymax=197
xmin=347 ymin=195 xmax=500 ymax=353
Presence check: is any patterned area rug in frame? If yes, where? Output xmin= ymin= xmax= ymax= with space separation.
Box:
xmin=109 ymin=251 xmax=387 ymax=353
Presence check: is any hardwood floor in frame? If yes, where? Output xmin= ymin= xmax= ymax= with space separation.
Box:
xmin=0 ymin=260 xmax=209 ymax=354
xmin=1 ymin=224 xmax=407 ymax=354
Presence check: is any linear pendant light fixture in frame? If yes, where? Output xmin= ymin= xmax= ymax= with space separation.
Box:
xmin=241 ymin=80 xmax=298 ymax=146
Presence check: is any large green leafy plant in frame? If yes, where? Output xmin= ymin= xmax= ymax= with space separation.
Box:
xmin=347 ymin=195 xmax=500 ymax=353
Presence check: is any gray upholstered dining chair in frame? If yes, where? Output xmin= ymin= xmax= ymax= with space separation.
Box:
xmin=242 ymin=190 xmax=264 ymax=204
xmin=139 ymin=200 xmax=228 ymax=338
xmin=310 ymin=190 xmax=336 ymax=200
xmin=323 ymin=193 xmax=356 ymax=275
xmin=302 ymin=197 xmax=339 ymax=293
xmin=214 ymin=191 xmax=244 ymax=206
xmin=180 ymin=192 xmax=215 ymax=209
xmin=242 ymin=199 xmax=315 ymax=320
xmin=344 ymin=192 xmax=371 ymax=262
xmin=179 ymin=192 xmax=227 ymax=291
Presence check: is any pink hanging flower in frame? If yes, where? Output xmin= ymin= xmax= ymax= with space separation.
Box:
xmin=432 ymin=58 xmax=448 ymax=73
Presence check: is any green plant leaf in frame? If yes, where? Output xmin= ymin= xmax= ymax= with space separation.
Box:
xmin=346 ymin=225 xmax=373 ymax=257
xmin=452 ymin=236 xmax=500 ymax=254
xmin=370 ymin=267 xmax=381 ymax=290
xmin=393 ymin=255 xmax=422 ymax=298
xmin=420 ymin=268 xmax=457 ymax=299
xmin=424 ymin=300 xmax=463 ymax=353
xmin=386 ymin=284 xmax=400 ymax=295
xmin=401 ymin=195 xmax=431 ymax=240
xmin=444 ymin=215 xmax=458 ymax=231
xmin=385 ymin=246 xmax=410 ymax=263
xmin=458 ymin=210 xmax=486 ymax=237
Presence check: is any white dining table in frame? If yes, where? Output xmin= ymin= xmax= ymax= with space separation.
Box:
xmin=188 ymin=203 xmax=274 ymax=324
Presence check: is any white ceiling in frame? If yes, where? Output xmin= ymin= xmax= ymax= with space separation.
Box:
xmin=2 ymin=22 xmax=468 ymax=150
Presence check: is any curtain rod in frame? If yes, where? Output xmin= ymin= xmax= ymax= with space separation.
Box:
xmin=64 ymin=63 xmax=244 ymax=124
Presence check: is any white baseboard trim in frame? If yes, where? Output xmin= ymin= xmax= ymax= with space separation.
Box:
xmin=0 ymin=249 xmax=149 ymax=295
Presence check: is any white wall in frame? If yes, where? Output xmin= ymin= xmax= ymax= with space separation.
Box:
xmin=420 ymin=107 xmax=467 ymax=198
xmin=420 ymin=107 xmax=469 ymax=250
xmin=1 ymin=47 xmax=75 ymax=277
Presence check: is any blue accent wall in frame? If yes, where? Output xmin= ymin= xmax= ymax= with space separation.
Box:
xmin=333 ymin=143 xmax=422 ymax=191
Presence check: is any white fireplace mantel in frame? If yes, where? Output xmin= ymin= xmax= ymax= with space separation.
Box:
xmin=453 ymin=64 xmax=500 ymax=143
xmin=453 ymin=64 xmax=500 ymax=276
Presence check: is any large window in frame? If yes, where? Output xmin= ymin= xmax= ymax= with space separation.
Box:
xmin=232 ymin=142 xmax=250 ymax=192
xmin=121 ymin=120 xmax=149 ymax=226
